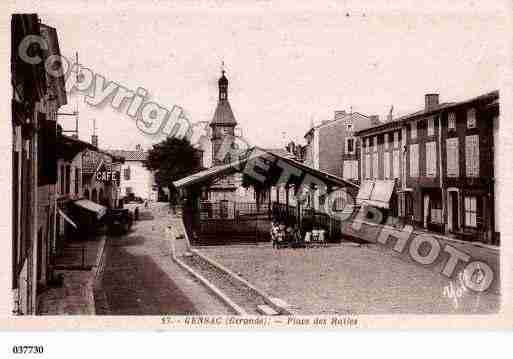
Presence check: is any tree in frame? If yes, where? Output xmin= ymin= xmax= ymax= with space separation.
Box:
xmin=144 ymin=137 xmax=203 ymax=202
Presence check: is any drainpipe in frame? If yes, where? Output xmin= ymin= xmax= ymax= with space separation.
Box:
xmin=438 ymin=114 xmax=445 ymax=232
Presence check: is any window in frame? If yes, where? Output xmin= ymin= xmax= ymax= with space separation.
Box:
xmin=393 ymin=131 xmax=399 ymax=148
xmin=411 ymin=121 xmax=417 ymax=139
xmin=465 ymin=135 xmax=479 ymax=177
xmin=384 ymin=151 xmax=390 ymax=179
xmin=431 ymin=200 xmax=443 ymax=224
xmin=124 ymin=166 xmax=131 ymax=180
xmin=409 ymin=144 xmax=419 ymax=177
xmin=448 ymin=112 xmax=456 ymax=130
xmin=373 ymin=136 xmax=378 ymax=152
xmin=393 ymin=150 xmax=400 ymax=179
xmin=384 ymin=133 xmax=389 ymax=150
xmin=428 ymin=117 xmax=435 ymax=136
xmin=345 ymin=137 xmax=355 ymax=154
xmin=464 ymin=196 xmax=477 ymax=227
xmin=425 ymin=141 xmax=437 ymax=177
xmin=365 ymin=138 xmax=370 ymax=153
xmin=346 ymin=123 xmax=353 ymax=131
xmin=343 ymin=160 xmax=358 ymax=180
xmin=446 ymin=138 xmax=459 ymax=177
xmin=75 ymin=167 xmax=80 ymax=194
xmin=467 ymin=108 xmax=476 ymax=128
xmin=372 ymin=153 xmax=379 ymax=179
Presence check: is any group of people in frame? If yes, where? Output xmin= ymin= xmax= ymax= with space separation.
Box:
xmin=270 ymin=220 xmax=328 ymax=249
xmin=270 ymin=221 xmax=303 ymax=249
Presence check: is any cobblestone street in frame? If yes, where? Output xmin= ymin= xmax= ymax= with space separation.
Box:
xmin=198 ymin=241 xmax=501 ymax=315
xmin=95 ymin=203 xmax=232 ymax=315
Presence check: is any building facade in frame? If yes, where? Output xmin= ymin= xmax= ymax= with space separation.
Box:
xmin=108 ymin=145 xmax=157 ymax=201
xmin=11 ymin=14 xmax=67 ymax=314
xmin=356 ymin=91 xmax=499 ymax=244
xmin=303 ymin=111 xmax=381 ymax=183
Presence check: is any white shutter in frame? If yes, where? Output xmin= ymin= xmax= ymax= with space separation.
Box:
xmin=426 ymin=141 xmax=436 ymax=177
xmin=465 ymin=135 xmax=479 ymax=177
xmin=365 ymin=154 xmax=371 ymax=178
xmin=384 ymin=133 xmax=389 ymax=150
xmin=373 ymin=153 xmax=379 ymax=179
xmin=410 ymin=144 xmax=419 ymax=177
xmin=428 ymin=117 xmax=435 ymax=136
xmin=393 ymin=132 xmax=399 ymax=148
xmin=384 ymin=152 xmax=390 ymax=179
xmin=411 ymin=122 xmax=417 ymax=139
xmin=393 ymin=150 xmax=400 ymax=178
xmin=446 ymin=138 xmax=459 ymax=177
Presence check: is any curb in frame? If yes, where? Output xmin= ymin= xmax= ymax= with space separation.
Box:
xmin=351 ymin=219 xmax=500 ymax=252
xmin=177 ymin=214 xmax=293 ymax=315
xmin=191 ymin=248 xmax=293 ymax=315
xmin=91 ymin=235 xmax=108 ymax=315
xmin=93 ymin=236 xmax=108 ymax=280
xmin=168 ymin=219 xmax=247 ymax=315
xmin=171 ymin=255 xmax=247 ymax=315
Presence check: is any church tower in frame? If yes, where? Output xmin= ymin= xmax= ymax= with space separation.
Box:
xmin=210 ymin=67 xmax=237 ymax=166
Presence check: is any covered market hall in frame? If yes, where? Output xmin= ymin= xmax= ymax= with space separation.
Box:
xmin=173 ymin=148 xmax=359 ymax=245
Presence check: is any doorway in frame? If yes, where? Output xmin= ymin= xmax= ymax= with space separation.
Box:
xmin=448 ymin=191 xmax=459 ymax=232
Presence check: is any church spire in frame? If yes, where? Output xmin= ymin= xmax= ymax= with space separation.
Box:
xmin=218 ymin=61 xmax=228 ymax=101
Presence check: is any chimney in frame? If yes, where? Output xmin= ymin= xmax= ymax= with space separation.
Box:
xmin=425 ymin=93 xmax=439 ymax=111
xmin=91 ymin=134 xmax=98 ymax=147
xmin=369 ymin=115 xmax=380 ymax=126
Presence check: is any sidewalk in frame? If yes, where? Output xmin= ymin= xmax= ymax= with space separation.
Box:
xmin=37 ymin=236 xmax=106 ymax=315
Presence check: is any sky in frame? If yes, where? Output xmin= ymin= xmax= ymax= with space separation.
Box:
xmin=37 ymin=0 xmax=509 ymax=151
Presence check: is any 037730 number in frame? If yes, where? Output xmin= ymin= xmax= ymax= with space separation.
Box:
xmin=12 ymin=346 xmax=44 ymax=354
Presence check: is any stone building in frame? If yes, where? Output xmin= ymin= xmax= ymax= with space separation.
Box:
xmin=356 ymin=91 xmax=499 ymax=244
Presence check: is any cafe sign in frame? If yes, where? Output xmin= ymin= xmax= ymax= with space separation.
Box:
xmin=94 ymin=159 xmax=120 ymax=183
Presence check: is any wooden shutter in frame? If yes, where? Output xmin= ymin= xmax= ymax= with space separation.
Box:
xmin=384 ymin=152 xmax=390 ymax=179
xmin=446 ymin=138 xmax=459 ymax=177
xmin=410 ymin=144 xmax=419 ymax=177
xmin=426 ymin=141 xmax=436 ymax=177
xmin=465 ymin=135 xmax=479 ymax=177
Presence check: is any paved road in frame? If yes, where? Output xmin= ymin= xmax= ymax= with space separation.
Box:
xmin=95 ymin=203 xmax=231 ymax=315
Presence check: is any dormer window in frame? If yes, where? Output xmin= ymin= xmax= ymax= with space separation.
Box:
xmin=448 ymin=112 xmax=456 ymax=130
xmin=346 ymin=123 xmax=353 ymax=132
xmin=467 ymin=108 xmax=476 ymax=129
xmin=345 ymin=137 xmax=355 ymax=154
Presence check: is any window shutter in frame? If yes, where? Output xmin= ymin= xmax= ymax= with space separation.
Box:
xmin=373 ymin=153 xmax=379 ymax=179
xmin=428 ymin=117 xmax=435 ymax=136
xmin=393 ymin=150 xmax=400 ymax=179
xmin=411 ymin=122 xmax=417 ymax=139
xmin=426 ymin=141 xmax=436 ymax=177
xmin=409 ymin=144 xmax=419 ymax=177
xmin=446 ymin=138 xmax=459 ymax=177
xmin=465 ymin=135 xmax=479 ymax=177
xmin=384 ymin=152 xmax=390 ymax=179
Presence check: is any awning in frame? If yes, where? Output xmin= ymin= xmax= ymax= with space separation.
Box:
xmin=73 ymin=199 xmax=107 ymax=220
xmin=57 ymin=209 xmax=77 ymax=229
xmin=356 ymin=180 xmax=395 ymax=209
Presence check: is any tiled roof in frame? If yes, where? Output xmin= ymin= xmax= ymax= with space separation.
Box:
xmin=355 ymin=90 xmax=499 ymax=136
xmin=210 ymin=100 xmax=237 ymax=126
xmin=106 ymin=150 xmax=148 ymax=161
xmin=263 ymin=148 xmax=294 ymax=158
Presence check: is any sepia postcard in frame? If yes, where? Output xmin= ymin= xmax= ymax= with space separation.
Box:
xmin=1 ymin=0 xmax=513 ymax=331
